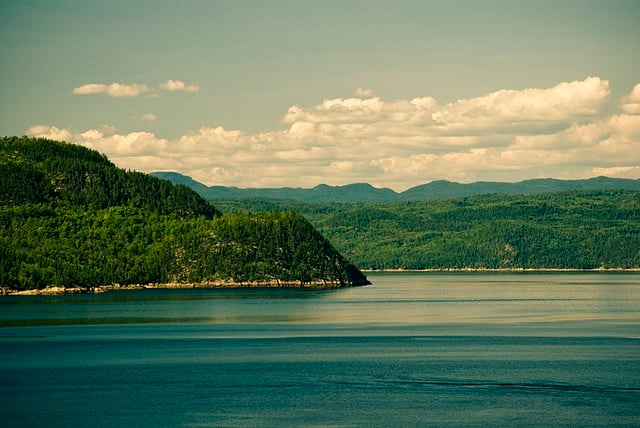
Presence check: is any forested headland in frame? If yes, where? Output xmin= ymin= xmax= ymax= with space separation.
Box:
xmin=0 ymin=136 xmax=370 ymax=291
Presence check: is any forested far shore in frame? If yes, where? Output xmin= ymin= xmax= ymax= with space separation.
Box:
xmin=362 ymin=268 xmax=640 ymax=273
xmin=211 ymin=190 xmax=640 ymax=271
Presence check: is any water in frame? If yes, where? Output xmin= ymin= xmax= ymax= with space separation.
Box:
xmin=1 ymin=273 xmax=639 ymax=427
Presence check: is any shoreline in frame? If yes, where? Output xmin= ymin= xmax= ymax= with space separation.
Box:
xmin=1 ymin=279 xmax=357 ymax=296
xmin=363 ymin=267 xmax=640 ymax=273
xmin=4 ymin=269 xmax=640 ymax=295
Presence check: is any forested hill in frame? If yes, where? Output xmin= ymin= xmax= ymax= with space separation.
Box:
xmin=2 ymin=137 xmax=219 ymax=217
xmin=152 ymin=171 xmax=640 ymax=203
xmin=0 ymin=136 xmax=369 ymax=290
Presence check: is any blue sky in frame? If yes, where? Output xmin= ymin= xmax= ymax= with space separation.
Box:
xmin=1 ymin=0 xmax=639 ymax=190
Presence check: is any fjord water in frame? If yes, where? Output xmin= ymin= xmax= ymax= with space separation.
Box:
xmin=1 ymin=273 xmax=639 ymax=427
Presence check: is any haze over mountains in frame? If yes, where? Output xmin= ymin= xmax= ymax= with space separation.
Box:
xmin=151 ymin=172 xmax=640 ymax=203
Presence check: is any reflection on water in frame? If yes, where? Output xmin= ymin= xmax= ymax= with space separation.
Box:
xmin=1 ymin=272 xmax=639 ymax=337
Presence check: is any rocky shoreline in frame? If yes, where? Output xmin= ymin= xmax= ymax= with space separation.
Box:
xmin=1 ymin=279 xmax=358 ymax=296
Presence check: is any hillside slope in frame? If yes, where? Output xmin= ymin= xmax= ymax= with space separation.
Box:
xmin=297 ymin=191 xmax=640 ymax=270
xmin=0 ymin=137 xmax=369 ymax=290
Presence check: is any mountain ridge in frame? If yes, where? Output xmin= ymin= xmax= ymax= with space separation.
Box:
xmin=151 ymin=172 xmax=640 ymax=202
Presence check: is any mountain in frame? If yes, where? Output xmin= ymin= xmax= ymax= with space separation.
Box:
xmin=150 ymin=171 xmax=210 ymax=194
xmin=151 ymin=172 xmax=640 ymax=203
xmin=1 ymin=137 xmax=369 ymax=290
xmin=151 ymin=173 xmax=398 ymax=202
xmin=400 ymin=177 xmax=640 ymax=200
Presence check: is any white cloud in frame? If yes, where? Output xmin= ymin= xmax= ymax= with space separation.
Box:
xmin=26 ymin=125 xmax=72 ymax=141
xmin=72 ymin=82 xmax=150 ymax=97
xmin=80 ymin=129 xmax=103 ymax=139
xmin=30 ymin=77 xmax=639 ymax=191
xmin=142 ymin=113 xmax=157 ymax=122
xmin=355 ymin=88 xmax=375 ymax=97
xmin=72 ymin=79 xmax=199 ymax=98
xmin=591 ymin=166 xmax=640 ymax=177
xmin=431 ymin=76 xmax=610 ymax=125
xmin=621 ymin=83 xmax=640 ymax=115
xmin=160 ymin=79 xmax=199 ymax=93
xmin=281 ymin=78 xmax=610 ymax=141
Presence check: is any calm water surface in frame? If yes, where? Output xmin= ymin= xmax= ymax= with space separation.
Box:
xmin=1 ymin=273 xmax=639 ymax=427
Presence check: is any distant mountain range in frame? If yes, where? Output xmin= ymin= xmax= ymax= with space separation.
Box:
xmin=151 ymin=172 xmax=640 ymax=203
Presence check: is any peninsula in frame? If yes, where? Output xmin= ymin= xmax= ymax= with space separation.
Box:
xmin=0 ymin=136 xmax=370 ymax=292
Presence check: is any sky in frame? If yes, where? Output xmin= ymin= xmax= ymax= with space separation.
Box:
xmin=1 ymin=0 xmax=639 ymax=191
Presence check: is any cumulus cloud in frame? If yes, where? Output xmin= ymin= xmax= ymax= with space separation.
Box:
xmin=142 ymin=113 xmax=157 ymax=122
xmin=30 ymin=77 xmax=639 ymax=191
xmin=282 ymin=78 xmax=610 ymax=140
xmin=621 ymin=83 xmax=640 ymax=115
xmin=26 ymin=125 xmax=72 ymax=141
xmin=431 ymin=76 xmax=610 ymax=125
xmin=72 ymin=82 xmax=150 ymax=97
xmin=160 ymin=79 xmax=199 ymax=93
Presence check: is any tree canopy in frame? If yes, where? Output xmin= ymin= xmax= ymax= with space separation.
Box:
xmin=212 ymin=191 xmax=640 ymax=270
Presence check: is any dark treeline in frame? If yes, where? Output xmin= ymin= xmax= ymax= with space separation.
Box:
xmin=0 ymin=137 xmax=368 ymax=290
xmin=212 ymin=190 xmax=640 ymax=270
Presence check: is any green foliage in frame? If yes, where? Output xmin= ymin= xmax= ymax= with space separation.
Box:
xmin=0 ymin=137 xmax=219 ymax=217
xmin=0 ymin=137 xmax=368 ymax=289
xmin=0 ymin=206 xmax=368 ymax=289
xmin=212 ymin=191 xmax=640 ymax=270
xmin=0 ymin=136 xmax=220 ymax=217
xmin=202 ymin=211 xmax=366 ymax=284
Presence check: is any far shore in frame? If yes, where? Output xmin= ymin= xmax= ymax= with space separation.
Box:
xmin=364 ymin=267 xmax=640 ymax=273
xmin=1 ymin=279 xmax=357 ymax=296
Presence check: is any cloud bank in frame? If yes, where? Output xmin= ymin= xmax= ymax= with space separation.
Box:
xmin=35 ymin=77 xmax=639 ymax=190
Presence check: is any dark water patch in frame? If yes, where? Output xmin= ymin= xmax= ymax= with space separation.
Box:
xmin=1 ymin=314 xmax=318 ymax=328
xmin=382 ymin=378 xmax=640 ymax=396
